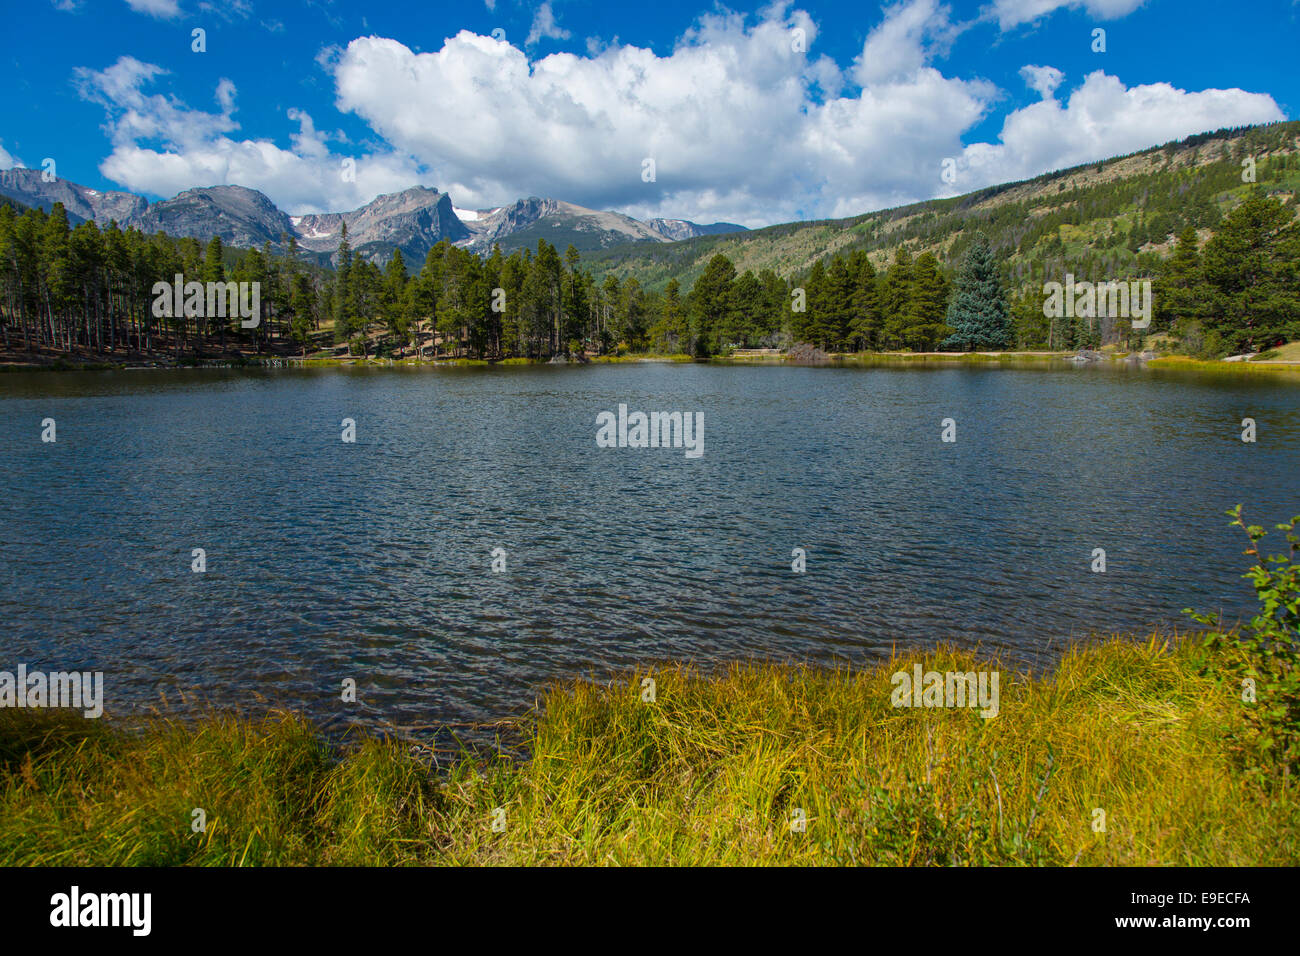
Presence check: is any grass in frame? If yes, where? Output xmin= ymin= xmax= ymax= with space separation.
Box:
xmin=1147 ymin=355 xmax=1300 ymax=374
xmin=589 ymin=353 xmax=694 ymax=363
xmin=1252 ymin=341 xmax=1300 ymax=363
xmin=1 ymin=636 xmax=1295 ymax=866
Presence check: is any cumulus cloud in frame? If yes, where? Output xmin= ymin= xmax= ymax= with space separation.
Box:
xmin=853 ymin=0 xmax=962 ymax=86
xmin=328 ymin=3 xmax=992 ymax=223
xmin=327 ymin=1 xmax=1280 ymax=224
xmin=124 ymin=0 xmax=182 ymax=19
xmin=986 ymin=0 xmax=1146 ymax=30
xmin=74 ymin=56 xmax=434 ymax=213
xmin=947 ymin=69 xmax=1283 ymax=196
xmin=73 ymin=1 xmax=1287 ymax=227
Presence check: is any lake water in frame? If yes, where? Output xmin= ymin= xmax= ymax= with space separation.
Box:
xmin=2 ymin=362 xmax=1297 ymax=736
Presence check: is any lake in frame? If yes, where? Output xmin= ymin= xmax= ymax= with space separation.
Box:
xmin=2 ymin=362 xmax=1297 ymax=736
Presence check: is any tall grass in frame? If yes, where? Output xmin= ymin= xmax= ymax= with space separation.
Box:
xmin=1 ymin=637 xmax=1294 ymax=866
xmin=1147 ymin=356 xmax=1300 ymax=375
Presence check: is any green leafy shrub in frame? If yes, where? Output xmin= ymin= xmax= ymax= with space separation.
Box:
xmin=1188 ymin=506 xmax=1300 ymax=779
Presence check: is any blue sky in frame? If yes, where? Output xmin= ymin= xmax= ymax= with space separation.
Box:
xmin=1 ymin=0 xmax=1297 ymax=225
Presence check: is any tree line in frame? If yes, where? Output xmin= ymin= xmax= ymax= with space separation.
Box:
xmin=0 ymin=202 xmax=312 ymax=357
xmin=0 ymin=184 xmax=1295 ymax=362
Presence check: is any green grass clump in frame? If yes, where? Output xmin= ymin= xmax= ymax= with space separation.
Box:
xmin=1147 ymin=356 xmax=1300 ymax=374
xmin=588 ymin=353 xmax=693 ymax=363
xmin=1 ymin=637 xmax=1295 ymax=866
xmin=1251 ymin=341 xmax=1300 ymax=363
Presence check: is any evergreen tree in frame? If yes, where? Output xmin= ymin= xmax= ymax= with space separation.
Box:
xmin=939 ymin=234 xmax=1012 ymax=351
xmin=689 ymin=254 xmax=735 ymax=358
xmin=847 ymin=251 xmax=881 ymax=351
xmin=903 ymin=252 xmax=950 ymax=351
xmin=1201 ymin=190 xmax=1300 ymax=352
xmin=825 ymin=256 xmax=854 ymax=350
xmin=618 ymin=276 xmax=647 ymax=351
xmin=796 ymin=259 xmax=828 ymax=346
xmin=289 ymin=272 xmax=315 ymax=355
xmin=757 ymin=269 xmax=787 ymax=345
xmin=1153 ymin=226 xmax=1206 ymax=335
xmin=381 ymin=249 xmax=409 ymax=345
xmin=1011 ymin=283 xmax=1051 ymax=349
xmin=653 ymin=278 xmax=687 ymax=353
xmin=333 ymin=223 xmax=355 ymax=346
xmin=880 ymin=246 xmax=914 ymax=349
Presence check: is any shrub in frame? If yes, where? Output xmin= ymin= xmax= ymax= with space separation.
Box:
xmin=1188 ymin=506 xmax=1300 ymax=780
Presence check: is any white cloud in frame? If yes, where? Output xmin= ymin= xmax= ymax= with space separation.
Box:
xmin=328 ymin=4 xmax=996 ymax=224
xmin=124 ymin=0 xmax=182 ymax=19
xmin=198 ymin=0 xmax=251 ymax=20
xmin=526 ymin=2 xmax=570 ymax=47
xmin=285 ymin=108 xmax=329 ymax=159
xmin=986 ymin=0 xmax=1146 ymax=30
xmin=73 ymin=1 xmax=1287 ymax=228
xmin=1020 ymin=64 xmax=1064 ymax=99
xmin=0 ymin=143 xmax=22 ymax=170
xmin=75 ymin=56 xmax=433 ymax=213
xmin=75 ymin=57 xmax=235 ymax=148
xmin=215 ymin=78 xmax=237 ymax=113
xmin=853 ymin=0 xmax=961 ymax=86
xmin=948 ymin=69 xmax=1283 ymax=195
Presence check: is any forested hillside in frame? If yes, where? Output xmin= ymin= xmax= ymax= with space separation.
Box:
xmin=590 ymin=122 xmax=1300 ymax=292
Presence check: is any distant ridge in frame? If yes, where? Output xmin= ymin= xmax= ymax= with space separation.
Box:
xmin=0 ymin=169 xmax=748 ymax=264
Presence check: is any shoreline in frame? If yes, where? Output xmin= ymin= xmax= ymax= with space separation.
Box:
xmin=5 ymin=348 xmax=1300 ymax=374
xmin=2 ymin=634 xmax=1294 ymax=866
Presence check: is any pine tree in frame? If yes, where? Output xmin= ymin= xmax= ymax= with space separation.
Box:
xmin=333 ymin=223 xmax=354 ymax=346
xmin=382 ymin=248 xmax=409 ymax=345
xmin=689 ymin=254 xmax=735 ymax=358
xmin=1201 ymin=189 xmax=1300 ymax=352
xmin=289 ymin=272 xmax=315 ymax=356
xmin=939 ymin=234 xmax=1012 ymax=351
xmin=903 ymin=252 xmax=950 ymax=351
xmin=757 ymin=269 xmax=786 ymax=346
xmin=880 ymin=246 xmax=913 ymax=349
xmin=1153 ymin=226 xmax=1205 ymax=335
xmin=798 ymin=259 xmax=828 ymax=347
xmin=848 ymin=251 xmax=880 ymax=351
xmin=825 ymin=256 xmax=854 ymax=350
xmin=654 ymin=278 xmax=686 ymax=353
xmin=618 ymin=276 xmax=647 ymax=351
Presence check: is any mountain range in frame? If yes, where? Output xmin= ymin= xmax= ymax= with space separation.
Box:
xmin=0 ymin=169 xmax=745 ymax=264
